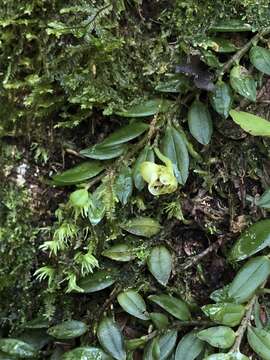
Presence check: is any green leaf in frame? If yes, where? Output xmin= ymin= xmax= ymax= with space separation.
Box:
xmin=148 ymin=294 xmax=191 ymax=320
xmin=114 ymin=167 xmax=133 ymax=205
xmin=202 ymin=303 xmax=245 ymax=326
xmin=62 ymin=347 xmax=112 ymax=360
xmin=256 ymin=189 xmax=270 ymax=209
xmin=230 ymin=66 xmax=256 ymax=102
xmin=155 ymin=75 xmax=190 ymax=93
xmin=133 ymin=146 xmax=155 ymax=190
xmin=192 ymin=36 xmax=238 ymax=53
xmin=97 ymin=317 xmax=126 ymax=360
xmin=51 ymin=161 xmax=105 ymax=186
xmin=47 ymin=320 xmax=88 ymax=339
xmin=143 ymin=338 xmax=160 ymax=360
xmin=229 ymin=219 xmax=270 ymax=261
xmin=88 ymin=185 xmax=106 ymax=226
xmin=102 ymin=244 xmax=135 ymax=262
xmin=117 ymin=290 xmax=149 ymax=320
xmin=210 ymin=81 xmax=233 ymax=118
xmin=149 ymin=313 xmax=169 ymax=330
xmin=197 ymin=326 xmax=235 ymax=349
xmin=24 ymin=317 xmax=50 ymax=329
xmin=126 ymin=338 xmax=148 ymax=351
xmin=250 ymin=46 xmax=270 ymax=75
xmin=80 ymin=119 xmax=148 ymax=160
xmin=209 ymin=20 xmax=253 ymax=32
xmin=228 ymin=256 xmax=270 ymax=303
xmin=116 ymin=99 xmax=173 ymax=117
xmin=0 ymin=352 xmax=16 ymax=360
xmin=175 ymin=331 xmax=204 ymax=360
xmin=158 ymin=330 xmax=178 ymax=360
xmin=147 ymin=245 xmax=172 ymax=286
xmin=210 ymin=285 xmax=232 ymax=303
xmin=247 ymin=326 xmax=270 ymax=360
xmin=0 ymin=339 xmax=37 ymax=359
xmin=188 ymin=100 xmax=213 ymax=145
xmin=200 ymin=49 xmax=221 ymax=68
xmin=161 ymin=126 xmax=189 ymax=185
xmin=229 ymin=110 xmax=270 ymax=137
xmin=120 ymin=217 xmax=161 ymax=238
xmin=204 ymin=353 xmax=249 ymax=360
xmin=80 ymin=144 xmax=126 ymax=160
xmin=101 ymin=122 xmax=149 ymax=147
xmin=78 ymin=269 xmax=117 ymax=293
xmin=18 ymin=329 xmax=51 ymax=350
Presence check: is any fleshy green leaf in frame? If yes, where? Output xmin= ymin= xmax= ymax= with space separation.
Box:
xmin=143 ymin=337 xmax=160 ymax=360
xmin=250 ymin=46 xmax=270 ymax=75
xmin=0 ymin=339 xmax=37 ymax=359
xmin=204 ymin=353 xmax=249 ymax=360
xmin=175 ymin=331 xmax=204 ymax=360
xmin=102 ymin=244 xmax=135 ymax=262
xmin=155 ymin=75 xmax=190 ymax=93
xmin=116 ymin=99 xmax=172 ymax=117
xmin=80 ymin=122 xmax=148 ymax=159
xmin=228 ymin=256 xmax=270 ymax=303
xmin=197 ymin=326 xmax=236 ymax=349
xmin=78 ymin=269 xmax=117 ymax=293
xmin=97 ymin=317 xmax=126 ymax=360
xmin=80 ymin=144 xmax=126 ymax=160
xmin=229 ymin=110 xmax=270 ymax=137
xmin=202 ymin=303 xmax=245 ymax=326
xmin=200 ymin=49 xmax=221 ymax=68
xmin=147 ymin=245 xmax=172 ymax=286
xmin=188 ymin=100 xmax=213 ymax=145
xmin=125 ymin=338 xmax=148 ymax=351
xmin=101 ymin=122 xmax=149 ymax=147
xmin=117 ymin=290 xmax=149 ymax=320
xmin=88 ymin=185 xmax=106 ymax=226
xmin=209 ymin=20 xmax=253 ymax=32
xmin=52 ymin=161 xmax=105 ymax=186
xmin=149 ymin=313 xmax=169 ymax=330
xmin=62 ymin=347 xmax=112 ymax=360
xmin=47 ymin=320 xmax=88 ymax=339
xmin=192 ymin=36 xmax=238 ymax=53
xmin=120 ymin=217 xmax=161 ymax=238
xmin=210 ymin=285 xmax=232 ymax=303
xmin=229 ymin=219 xmax=270 ymax=261
xmin=158 ymin=330 xmax=178 ymax=360
xmin=114 ymin=167 xmax=133 ymax=205
xmin=161 ymin=126 xmax=189 ymax=185
xmin=148 ymin=294 xmax=191 ymax=320
xmin=247 ymin=326 xmax=270 ymax=360
xmin=210 ymin=81 xmax=233 ymax=118
xmin=256 ymin=189 xmax=270 ymax=209
xmin=133 ymin=146 xmax=155 ymax=190
xmin=18 ymin=329 xmax=51 ymax=350
xmin=230 ymin=66 xmax=256 ymax=102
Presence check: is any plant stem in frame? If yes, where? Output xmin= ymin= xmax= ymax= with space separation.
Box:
xmin=180 ymin=235 xmax=227 ymax=270
xmin=217 ymin=27 xmax=270 ymax=78
xmin=230 ymin=295 xmax=257 ymax=352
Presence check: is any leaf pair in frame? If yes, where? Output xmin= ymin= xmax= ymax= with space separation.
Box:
xmin=117 ymin=290 xmax=190 ymax=322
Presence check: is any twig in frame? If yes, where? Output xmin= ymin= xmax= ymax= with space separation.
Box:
xmin=65 ymin=148 xmax=84 ymax=158
xmin=217 ymin=27 xmax=270 ymax=78
xmin=180 ymin=236 xmax=227 ymax=270
xmin=230 ymin=295 xmax=257 ymax=352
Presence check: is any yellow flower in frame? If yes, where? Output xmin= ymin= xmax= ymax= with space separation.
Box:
xmin=140 ymin=148 xmax=177 ymax=195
